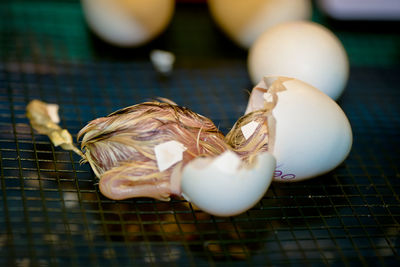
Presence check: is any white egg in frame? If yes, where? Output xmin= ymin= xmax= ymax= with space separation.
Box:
xmin=81 ymin=0 xmax=175 ymax=47
xmin=248 ymin=21 xmax=349 ymax=100
xmin=208 ymin=0 xmax=312 ymax=49
xmin=181 ymin=150 xmax=276 ymax=217
xmin=245 ymin=76 xmax=352 ymax=182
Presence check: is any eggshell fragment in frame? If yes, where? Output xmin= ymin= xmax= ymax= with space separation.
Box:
xmin=81 ymin=0 xmax=175 ymax=47
xmin=181 ymin=151 xmax=276 ymax=217
xmin=208 ymin=0 xmax=312 ymax=49
xmin=154 ymin=140 xmax=187 ymax=172
xmin=246 ymin=76 xmax=353 ymax=182
xmin=241 ymin=121 xmax=260 ymax=140
xmin=150 ymin=49 xmax=175 ymax=75
xmin=248 ymin=21 xmax=349 ymax=100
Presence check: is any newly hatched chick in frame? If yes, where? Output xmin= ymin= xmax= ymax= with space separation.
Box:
xmin=77 ymin=101 xmax=228 ymax=201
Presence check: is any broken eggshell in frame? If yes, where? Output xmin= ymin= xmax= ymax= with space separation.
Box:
xmin=181 ymin=150 xmax=276 ymax=217
xmin=242 ymin=76 xmax=353 ymax=182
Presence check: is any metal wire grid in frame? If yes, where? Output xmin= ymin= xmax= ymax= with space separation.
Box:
xmin=1 ymin=66 xmax=400 ymax=265
xmin=1 ymin=0 xmax=400 ymax=266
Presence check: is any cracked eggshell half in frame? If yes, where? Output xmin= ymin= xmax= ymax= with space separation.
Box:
xmin=81 ymin=0 xmax=174 ymax=47
xmin=246 ymin=76 xmax=352 ymax=182
xmin=180 ymin=150 xmax=276 ymax=217
xmin=248 ymin=21 xmax=349 ymax=100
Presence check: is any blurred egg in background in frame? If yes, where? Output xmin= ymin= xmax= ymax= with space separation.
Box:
xmin=81 ymin=0 xmax=175 ymax=47
xmin=248 ymin=21 xmax=349 ymax=100
xmin=207 ymin=0 xmax=312 ymax=49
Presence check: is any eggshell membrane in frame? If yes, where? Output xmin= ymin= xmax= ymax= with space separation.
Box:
xmin=208 ymin=0 xmax=312 ymax=49
xmin=81 ymin=0 xmax=175 ymax=47
xmin=181 ymin=151 xmax=276 ymax=217
xmin=246 ymin=77 xmax=352 ymax=182
xmin=248 ymin=21 xmax=349 ymax=100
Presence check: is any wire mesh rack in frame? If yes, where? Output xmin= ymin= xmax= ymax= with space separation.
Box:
xmin=1 ymin=1 xmax=400 ymax=266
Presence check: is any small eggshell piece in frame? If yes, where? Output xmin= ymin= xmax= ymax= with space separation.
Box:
xmin=263 ymin=92 xmax=274 ymax=103
xmin=150 ymin=49 xmax=176 ymax=75
xmin=181 ymin=151 xmax=276 ymax=217
xmin=241 ymin=121 xmax=260 ymax=140
xmin=154 ymin=140 xmax=187 ymax=172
